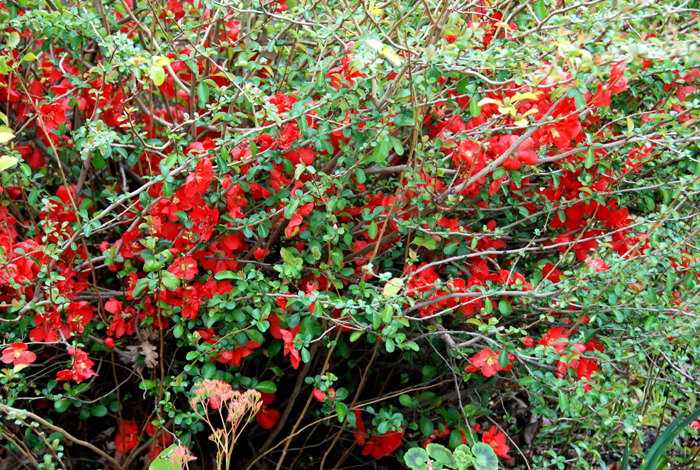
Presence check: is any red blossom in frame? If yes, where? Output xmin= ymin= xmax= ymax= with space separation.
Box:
xmin=56 ymin=348 xmax=98 ymax=384
xmin=464 ymin=348 xmax=512 ymax=377
xmin=2 ymin=343 xmax=36 ymax=366
xmin=115 ymin=421 xmax=139 ymax=454
xmin=256 ymin=406 xmax=280 ymax=429
xmin=482 ymin=426 xmax=511 ymax=459
xmin=169 ymin=255 xmax=199 ymax=280
xmin=39 ymin=101 xmax=66 ymax=132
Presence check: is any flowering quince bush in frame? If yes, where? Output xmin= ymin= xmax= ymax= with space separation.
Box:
xmin=1 ymin=0 xmax=700 ymax=469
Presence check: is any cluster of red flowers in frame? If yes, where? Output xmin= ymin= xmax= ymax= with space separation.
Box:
xmin=352 ymin=411 xmax=405 ymax=459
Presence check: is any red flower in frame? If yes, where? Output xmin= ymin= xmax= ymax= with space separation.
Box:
xmin=217 ymin=340 xmax=262 ymax=368
xmin=2 ymin=343 xmax=36 ymax=366
xmin=464 ymin=348 xmax=504 ymax=377
xmin=185 ymin=158 xmax=214 ymax=197
xmin=281 ymin=329 xmax=301 ymax=369
xmin=30 ymin=310 xmax=69 ymax=344
xmin=115 ymin=421 xmax=139 ymax=454
xmin=285 ymin=203 xmax=314 ymax=238
xmin=327 ymin=53 xmax=365 ymax=89
xmin=66 ymin=301 xmax=93 ymax=335
xmin=539 ymin=328 xmax=569 ymax=352
xmin=256 ymin=407 xmax=280 ymax=429
xmin=56 ymin=348 xmax=98 ymax=384
xmin=169 ymin=255 xmax=198 ymax=280
xmin=312 ymin=389 xmax=326 ymax=402
xmin=361 ymin=428 xmax=405 ymax=459
xmin=39 ymin=101 xmax=66 ymax=133
xmin=106 ymin=299 xmax=136 ymax=338
xmin=576 ymin=358 xmax=599 ymax=381
xmin=253 ymin=246 xmax=270 ymax=260
xmin=352 ymin=410 xmax=367 ymax=445
xmin=260 ymin=392 xmax=276 ymax=406
xmin=482 ymin=426 xmax=511 ymax=459
xmin=191 ymin=205 xmax=219 ymax=242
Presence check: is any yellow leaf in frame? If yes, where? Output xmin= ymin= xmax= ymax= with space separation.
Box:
xmin=511 ymin=92 xmax=540 ymax=102
xmin=366 ymin=39 xmax=384 ymax=51
xmin=0 ymin=111 xmax=7 ymax=126
xmin=0 ymin=155 xmax=18 ymax=171
xmin=627 ymin=116 xmax=634 ymax=134
xmin=155 ymin=56 xmax=171 ymax=67
xmin=381 ymin=47 xmax=402 ymax=66
xmin=498 ymin=105 xmax=517 ymax=117
xmin=368 ymin=4 xmax=382 ymax=15
xmin=477 ymin=97 xmax=502 ymax=107
xmin=0 ymin=126 xmax=15 ymax=144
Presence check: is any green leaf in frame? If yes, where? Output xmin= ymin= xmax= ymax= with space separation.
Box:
xmin=368 ymin=221 xmax=378 ymax=239
xmin=399 ymin=394 xmax=414 ymax=408
xmin=383 ymin=278 xmax=404 ymax=297
xmin=371 ymin=138 xmax=390 ymax=163
xmin=584 ymin=148 xmax=595 ymax=169
xmin=202 ymin=363 xmax=216 ymax=379
xmin=90 ymin=405 xmax=108 ymax=417
xmin=197 ymin=82 xmax=210 ymax=108
xmin=336 ymin=402 xmax=347 ymax=423
xmin=470 ymin=95 xmax=482 ymax=118
xmin=620 ymin=444 xmax=629 ymax=470
xmin=21 ymin=52 xmax=37 ymax=62
xmin=161 ymin=271 xmax=180 ymax=291
xmin=149 ymin=65 xmax=166 ymax=86
xmin=349 ymin=331 xmax=363 ymax=342
xmin=149 ymin=444 xmax=181 ymax=470
xmin=255 ymin=381 xmax=277 ymax=393
xmin=498 ymin=349 xmax=509 ymax=369
xmin=453 ymin=444 xmax=473 ymax=470
xmin=492 ymin=167 xmax=506 ymax=181
xmin=558 ymin=389 xmax=569 ymax=411
xmin=420 ymin=418 xmax=434 ymax=437
xmin=498 ymin=300 xmax=511 ymax=315
xmin=246 ymin=329 xmax=264 ymax=343
xmin=642 ymin=407 xmax=700 ymax=470
xmin=7 ymin=32 xmax=20 ymax=49
xmin=144 ymin=259 xmax=164 ymax=273
xmin=404 ymin=447 xmax=430 ymax=470
xmin=54 ymin=400 xmax=71 ymax=413
xmin=214 ymin=270 xmax=237 ymax=280
xmin=173 ymin=324 xmax=184 ymax=338
xmin=533 ymin=0 xmax=546 ymax=20
xmin=472 ymin=442 xmax=499 ymax=470
xmin=444 ymin=242 xmax=459 ymax=255
xmin=427 ymin=443 xmax=457 ymax=468
xmin=0 ymin=155 xmax=18 ymax=171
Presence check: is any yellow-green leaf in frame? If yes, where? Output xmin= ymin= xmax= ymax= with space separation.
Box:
xmin=383 ymin=278 xmax=404 ymax=297
xmin=149 ymin=65 xmax=166 ymax=86
xmin=477 ymin=97 xmax=502 ymax=107
xmin=0 ymin=155 xmax=18 ymax=171
xmin=0 ymin=126 xmax=15 ymax=144
xmin=511 ymin=92 xmax=540 ymax=102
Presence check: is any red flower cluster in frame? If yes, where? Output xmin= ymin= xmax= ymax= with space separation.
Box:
xmin=352 ymin=411 xmax=405 ymax=459
xmin=56 ymin=348 xmax=98 ymax=384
